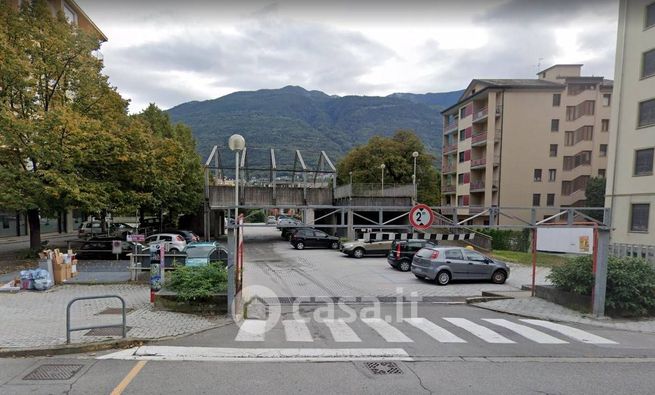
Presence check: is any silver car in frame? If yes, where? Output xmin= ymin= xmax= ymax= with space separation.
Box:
xmin=341 ymin=239 xmax=394 ymax=258
xmin=411 ymin=246 xmax=510 ymax=285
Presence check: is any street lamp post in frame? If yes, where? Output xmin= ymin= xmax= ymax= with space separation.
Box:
xmin=228 ymin=134 xmax=246 ymax=220
xmin=412 ymin=151 xmax=419 ymax=203
xmin=228 ymin=134 xmax=245 ymax=319
xmin=380 ymin=164 xmax=385 ymax=196
xmin=349 ymin=171 xmax=353 ymax=200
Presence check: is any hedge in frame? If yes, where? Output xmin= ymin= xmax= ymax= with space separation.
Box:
xmin=547 ymin=255 xmax=655 ymax=317
xmin=477 ymin=229 xmax=531 ymax=252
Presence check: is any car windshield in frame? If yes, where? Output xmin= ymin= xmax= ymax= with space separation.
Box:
xmin=186 ymin=246 xmax=213 ymax=258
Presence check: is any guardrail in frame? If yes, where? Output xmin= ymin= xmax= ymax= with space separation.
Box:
xmin=334 ymin=184 xmax=414 ymax=199
xmin=66 ymin=295 xmax=126 ymax=344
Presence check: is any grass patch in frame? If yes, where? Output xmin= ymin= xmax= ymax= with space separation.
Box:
xmin=490 ymin=250 xmax=569 ymax=268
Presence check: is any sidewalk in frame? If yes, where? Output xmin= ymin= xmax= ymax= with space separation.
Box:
xmin=474 ymin=297 xmax=655 ymax=334
xmin=0 ymin=284 xmax=226 ymax=351
xmin=0 ymin=232 xmax=77 ymax=245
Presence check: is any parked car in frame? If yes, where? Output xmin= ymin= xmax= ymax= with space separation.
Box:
xmin=411 ymin=246 xmax=510 ymax=285
xmin=387 ymin=239 xmax=438 ymax=271
xmin=163 ymin=229 xmax=200 ymax=243
xmin=184 ymin=243 xmax=228 ymax=267
xmin=76 ymin=239 xmax=141 ymax=260
xmin=266 ymin=216 xmax=277 ymax=225
xmin=290 ymin=228 xmax=340 ymax=250
xmin=281 ymin=226 xmax=312 ymax=241
xmin=341 ymin=239 xmax=394 ymax=259
xmin=143 ymin=233 xmax=187 ymax=252
xmin=277 ymin=217 xmax=303 ymax=230
xmin=78 ymin=221 xmax=135 ymax=239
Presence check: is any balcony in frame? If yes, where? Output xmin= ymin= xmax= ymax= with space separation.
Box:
xmin=469 ymin=206 xmax=485 ymax=214
xmin=471 ymin=132 xmax=488 ymax=146
xmin=442 ymin=184 xmax=456 ymax=194
xmin=470 ymin=181 xmax=485 ymax=192
xmin=445 ymin=121 xmax=458 ymax=133
xmin=471 ymin=157 xmax=486 ymax=169
xmin=442 ymin=163 xmax=456 ymax=174
xmin=443 ymin=144 xmax=458 ymax=154
xmin=472 ymin=107 xmax=488 ymax=123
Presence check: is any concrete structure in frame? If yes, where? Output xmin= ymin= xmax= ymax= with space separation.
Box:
xmin=605 ymin=0 xmax=655 ymax=248
xmin=441 ymin=65 xmax=612 ymax=224
xmin=0 ymin=0 xmax=106 ymax=238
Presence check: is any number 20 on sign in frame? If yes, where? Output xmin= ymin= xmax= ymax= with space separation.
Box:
xmin=409 ymin=204 xmax=434 ymax=230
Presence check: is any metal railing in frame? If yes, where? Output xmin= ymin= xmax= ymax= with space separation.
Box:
xmin=473 ymin=107 xmax=488 ymax=121
xmin=66 ymin=295 xmax=126 ymax=344
xmin=609 ymin=243 xmax=655 ymax=264
xmin=334 ymin=183 xmax=414 ymax=199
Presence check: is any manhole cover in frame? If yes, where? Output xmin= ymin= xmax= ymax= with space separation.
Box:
xmin=97 ymin=307 xmax=134 ymax=315
xmin=84 ymin=326 xmax=131 ymax=336
xmin=364 ymin=362 xmax=403 ymax=375
xmin=23 ymin=364 xmax=84 ymax=381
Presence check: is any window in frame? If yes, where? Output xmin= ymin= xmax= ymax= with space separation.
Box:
xmin=598 ymin=169 xmax=606 ymax=178
xmin=63 ymin=3 xmax=78 ymax=24
xmin=548 ymin=169 xmax=557 ymax=182
xmin=533 ymin=169 xmax=542 ymax=182
xmin=635 ymin=148 xmax=654 ymax=176
xmin=643 ymin=49 xmax=655 ymax=78
xmin=565 ymin=131 xmax=574 ymax=146
xmin=630 ymin=204 xmax=650 ymax=232
xmin=638 ymin=99 xmax=655 ymax=127
xmin=464 ymin=251 xmax=486 ymax=262
xmin=600 ymin=144 xmax=608 ymax=157
xmin=647 ymin=2 xmax=655 ymax=29
xmin=551 ymin=119 xmax=559 ymax=132
xmin=549 ymin=144 xmax=558 ymax=157
xmin=458 ymin=173 xmax=464 ymax=184
xmin=459 ymin=129 xmax=466 ymax=141
xmin=459 ymin=152 xmax=465 ymax=163
xmin=552 ymin=94 xmax=561 ymax=107
xmin=602 ymin=119 xmax=610 ymax=132
xmin=532 ymin=194 xmax=541 ymax=207
xmin=603 ymin=94 xmax=611 ymax=107
xmin=445 ymin=249 xmax=464 ymax=260
xmin=546 ymin=194 xmax=555 ymax=207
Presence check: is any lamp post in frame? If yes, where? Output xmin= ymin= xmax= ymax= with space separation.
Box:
xmin=380 ymin=164 xmax=385 ymax=196
xmin=349 ymin=171 xmax=353 ymax=200
xmin=228 ymin=134 xmax=246 ymax=221
xmin=412 ymin=151 xmax=419 ymax=203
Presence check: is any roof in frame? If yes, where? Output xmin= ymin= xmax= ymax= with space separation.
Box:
xmin=537 ymin=64 xmax=584 ymax=75
xmin=474 ymin=79 xmax=564 ymax=88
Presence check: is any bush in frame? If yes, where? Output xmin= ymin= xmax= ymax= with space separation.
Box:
xmin=477 ymin=229 xmax=531 ymax=252
xmin=246 ymin=209 xmax=267 ymax=223
xmin=548 ymin=255 xmax=655 ymax=316
xmin=167 ymin=263 xmax=228 ymax=302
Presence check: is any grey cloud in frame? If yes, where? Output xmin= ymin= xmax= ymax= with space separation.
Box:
xmin=479 ymin=0 xmax=618 ymax=24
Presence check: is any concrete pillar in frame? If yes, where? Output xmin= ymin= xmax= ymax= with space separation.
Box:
xmin=66 ymin=210 xmax=75 ymax=233
xmin=593 ymin=229 xmax=610 ymax=317
xmin=304 ymin=209 xmax=315 ymax=225
xmin=347 ymin=209 xmax=355 ymax=241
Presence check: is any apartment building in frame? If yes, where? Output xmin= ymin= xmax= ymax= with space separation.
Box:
xmin=441 ymin=65 xmax=612 ymax=225
xmin=0 ymin=0 xmax=106 ymax=238
xmin=605 ymin=0 xmax=655 ymax=247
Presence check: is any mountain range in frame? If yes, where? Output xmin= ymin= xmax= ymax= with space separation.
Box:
xmin=167 ymin=86 xmax=464 ymax=172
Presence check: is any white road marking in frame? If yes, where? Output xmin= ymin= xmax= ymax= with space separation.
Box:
xmin=323 ymin=319 xmax=362 ymax=342
xmin=443 ymin=318 xmax=515 ymax=344
xmin=520 ymin=319 xmax=618 ymax=344
xmin=482 ymin=319 xmax=568 ymax=344
xmin=282 ymin=320 xmax=313 ymax=342
xmin=235 ymin=320 xmax=267 ymax=342
xmin=98 ymin=346 xmax=412 ymax=362
xmin=404 ymin=318 xmax=467 ymax=343
xmin=361 ymin=318 xmax=413 ymax=343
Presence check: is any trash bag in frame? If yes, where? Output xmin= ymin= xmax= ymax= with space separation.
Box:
xmin=32 ymin=269 xmax=53 ymax=291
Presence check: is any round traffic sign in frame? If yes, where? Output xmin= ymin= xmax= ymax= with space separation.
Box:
xmin=409 ymin=204 xmax=434 ymax=230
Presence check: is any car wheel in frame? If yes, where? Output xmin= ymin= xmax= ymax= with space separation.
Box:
xmin=491 ymin=270 xmax=507 ymax=284
xmin=399 ymin=260 xmax=411 ymax=272
xmin=330 ymin=241 xmax=339 ymax=249
xmin=296 ymin=241 xmax=305 ymax=250
xmin=436 ymin=271 xmax=451 ymax=286
xmin=353 ymin=248 xmax=365 ymax=259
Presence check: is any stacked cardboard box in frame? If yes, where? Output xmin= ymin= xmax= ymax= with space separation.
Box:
xmin=39 ymin=249 xmax=77 ymax=284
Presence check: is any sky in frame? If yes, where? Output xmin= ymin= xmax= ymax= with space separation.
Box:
xmin=77 ymin=0 xmax=619 ymax=113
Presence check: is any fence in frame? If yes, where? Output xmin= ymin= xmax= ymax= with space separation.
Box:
xmin=334 ymin=183 xmax=414 ymax=199
xmin=609 ymin=243 xmax=655 ymax=264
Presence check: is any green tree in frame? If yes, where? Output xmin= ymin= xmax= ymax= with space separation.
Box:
xmin=0 ymin=0 xmax=134 ymax=249
xmin=336 ymin=130 xmax=440 ymax=205
xmin=584 ymin=177 xmax=606 ymax=221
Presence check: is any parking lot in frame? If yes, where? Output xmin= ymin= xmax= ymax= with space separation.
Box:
xmin=243 ymin=226 xmax=551 ymax=300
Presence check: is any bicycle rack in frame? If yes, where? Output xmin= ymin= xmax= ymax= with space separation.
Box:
xmin=66 ymin=295 xmax=127 ymax=344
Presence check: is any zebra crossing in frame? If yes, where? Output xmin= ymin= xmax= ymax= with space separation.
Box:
xmin=234 ymin=317 xmax=618 ymax=346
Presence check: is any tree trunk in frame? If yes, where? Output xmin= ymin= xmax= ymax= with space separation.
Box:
xmin=100 ymin=209 xmax=107 ymax=234
xmin=27 ymin=209 xmax=41 ymax=251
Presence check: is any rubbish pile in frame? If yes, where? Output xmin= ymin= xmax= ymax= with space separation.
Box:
xmin=0 ymin=248 xmax=78 ymax=293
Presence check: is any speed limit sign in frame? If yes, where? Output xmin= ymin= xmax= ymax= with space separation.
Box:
xmin=409 ymin=204 xmax=434 ymax=230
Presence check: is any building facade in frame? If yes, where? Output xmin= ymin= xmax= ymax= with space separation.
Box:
xmin=441 ymin=65 xmax=612 ymax=225
xmin=605 ymin=0 xmax=655 ymax=246
xmin=0 ymin=0 xmax=106 ymax=238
